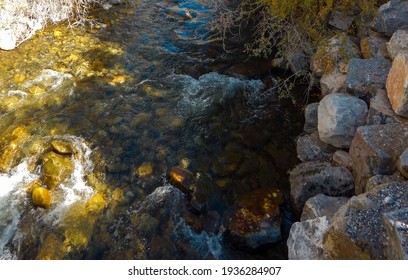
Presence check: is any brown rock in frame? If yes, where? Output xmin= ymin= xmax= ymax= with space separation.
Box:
xmin=32 ymin=187 xmax=52 ymax=208
xmin=41 ymin=151 xmax=74 ymax=189
xmin=168 ymin=166 xmax=196 ymax=193
xmin=386 ymin=53 xmax=408 ymax=117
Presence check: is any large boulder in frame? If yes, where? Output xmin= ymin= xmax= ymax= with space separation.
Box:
xmin=296 ymin=131 xmax=336 ymax=163
xmin=383 ymin=208 xmax=408 ymax=259
xmin=386 ymin=53 xmax=408 ymax=117
xmin=349 ymin=123 xmax=408 ymax=194
xmin=346 ymin=57 xmax=391 ymax=99
xmin=287 ymin=216 xmax=330 ymax=260
xmin=289 ymin=162 xmax=354 ymax=215
xmin=318 ymin=93 xmax=368 ymax=148
xmin=300 ymin=194 xmax=349 ymax=222
xmin=372 ymin=1 xmax=408 ymax=36
xmin=387 ymin=29 xmax=408 ymax=59
xmin=323 ymin=181 xmax=408 ymax=259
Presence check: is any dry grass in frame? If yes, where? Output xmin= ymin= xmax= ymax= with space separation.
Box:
xmin=0 ymin=0 xmax=107 ymax=47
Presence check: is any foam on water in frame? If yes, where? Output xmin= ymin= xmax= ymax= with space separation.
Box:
xmin=168 ymin=72 xmax=264 ymax=118
xmin=0 ymin=161 xmax=38 ymax=259
xmin=0 ymin=136 xmax=96 ymax=258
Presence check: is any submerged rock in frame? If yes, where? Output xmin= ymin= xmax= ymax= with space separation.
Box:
xmin=287 ymin=216 xmax=330 ymax=260
xmin=41 ymin=151 xmax=74 ymax=189
xmin=318 ymin=93 xmax=368 ymax=148
xmin=168 ymin=166 xmax=196 ymax=193
xmin=226 ymin=188 xmax=284 ymax=249
xmin=323 ymin=181 xmax=408 ymax=259
xmin=289 ymin=162 xmax=354 ymax=215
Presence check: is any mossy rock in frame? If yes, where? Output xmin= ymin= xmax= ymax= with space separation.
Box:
xmin=32 ymin=186 xmax=52 ymax=208
xmin=41 ymin=151 xmax=74 ymax=189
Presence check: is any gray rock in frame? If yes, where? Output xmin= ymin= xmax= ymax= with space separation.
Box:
xmin=397 ymin=148 xmax=408 ymax=178
xmin=304 ymin=102 xmax=319 ymax=133
xmin=346 ymin=57 xmax=392 ymax=99
xmin=332 ymin=150 xmax=353 ymax=170
xmin=383 ymin=208 xmax=408 ymax=259
xmin=296 ymin=131 xmax=336 ymax=163
xmin=366 ymin=173 xmax=406 ymax=192
xmin=287 ymin=216 xmax=330 ymax=260
xmin=318 ymin=93 xmax=368 ymax=148
xmin=367 ymin=89 xmax=401 ymax=125
xmin=387 ymin=29 xmax=408 ymax=59
xmin=289 ymin=162 xmax=354 ymax=215
xmin=386 ymin=53 xmax=408 ymax=117
xmin=349 ymin=123 xmax=408 ymax=194
xmin=328 ymin=10 xmax=355 ymax=31
xmin=320 ymin=69 xmax=346 ymax=96
xmin=360 ymin=35 xmax=389 ymax=59
xmin=323 ymin=182 xmax=408 ymax=259
xmin=300 ymin=194 xmax=349 ymax=222
xmin=372 ymin=1 xmax=408 ymax=36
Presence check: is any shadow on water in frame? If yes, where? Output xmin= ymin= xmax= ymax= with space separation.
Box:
xmin=0 ymin=0 xmax=306 ymax=260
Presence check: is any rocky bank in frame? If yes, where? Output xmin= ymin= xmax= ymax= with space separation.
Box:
xmin=288 ymin=0 xmax=408 ymax=259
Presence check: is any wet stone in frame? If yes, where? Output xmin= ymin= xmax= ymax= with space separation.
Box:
xmin=32 ymin=186 xmax=52 ymax=208
xmin=226 ymin=188 xmax=284 ymax=249
xmin=168 ymin=166 xmax=196 ymax=193
xmin=51 ymin=140 xmax=74 ymax=154
xmin=41 ymin=151 xmax=74 ymax=189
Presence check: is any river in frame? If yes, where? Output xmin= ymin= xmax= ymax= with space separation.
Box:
xmin=0 ymin=0 xmax=303 ymax=259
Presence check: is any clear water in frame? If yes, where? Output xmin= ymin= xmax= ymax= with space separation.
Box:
xmin=0 ymin=0 xmax=303 ymax=259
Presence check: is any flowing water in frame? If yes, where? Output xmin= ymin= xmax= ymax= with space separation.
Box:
xmin=0 ymin=0 xmax=304 ymax=259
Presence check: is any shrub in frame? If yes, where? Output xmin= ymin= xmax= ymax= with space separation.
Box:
xmin=211 ymin=0 xmax=382 ymax=64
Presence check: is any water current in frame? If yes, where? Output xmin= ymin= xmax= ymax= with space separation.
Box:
xmin=0 ymin=0 xmax=304 ymax=259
